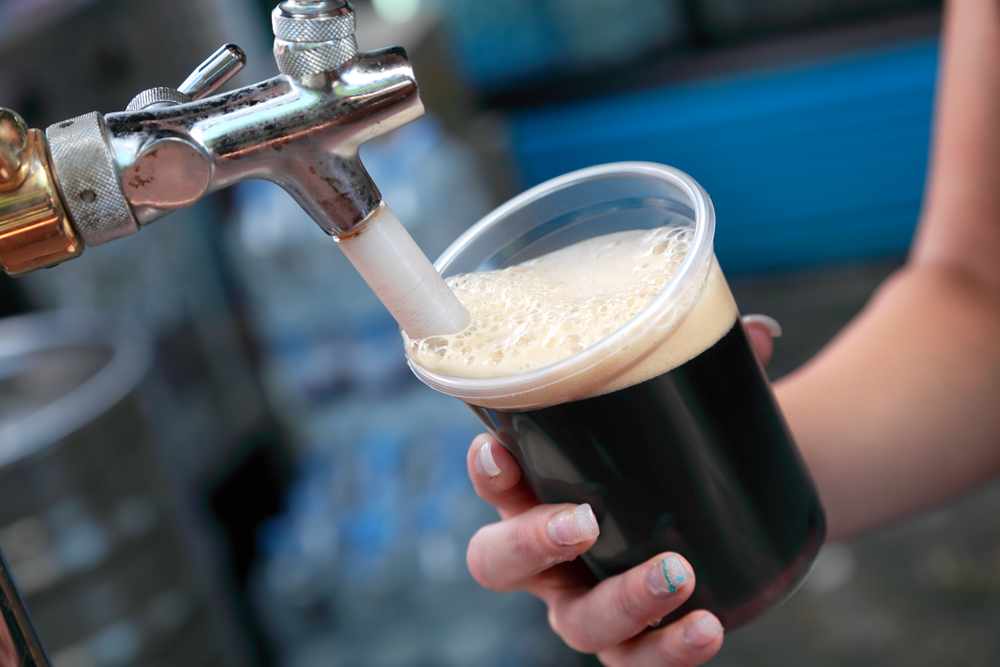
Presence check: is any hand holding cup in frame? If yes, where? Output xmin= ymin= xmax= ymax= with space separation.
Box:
xmin=462 ymin=316 xmax=781 ymax=665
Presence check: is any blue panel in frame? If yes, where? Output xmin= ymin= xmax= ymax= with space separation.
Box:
xmin=509 ymin=40 xmax=938 ymax=272
xmin=438 ymin=0 xmax=686 ymax=88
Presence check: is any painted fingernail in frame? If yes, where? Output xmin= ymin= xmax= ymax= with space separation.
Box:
xmin=645 ymin=553 xmax=691 ymax=598
xmin=683 ymin=613 xmax=723 ymax=650
xmin=477 ymin=441 xmax=502 ymax=478
xmin=547 ymin=504 xmax=599 ymax=546
xmin=742 ymin=314 xmax=782 ymax=337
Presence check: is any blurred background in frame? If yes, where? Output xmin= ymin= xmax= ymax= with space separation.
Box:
xmin=2 ymin=0 xmax=998 ymax=665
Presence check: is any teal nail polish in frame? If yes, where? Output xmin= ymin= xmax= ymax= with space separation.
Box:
xmin=646 ymin=553 xmax=691 ymax=598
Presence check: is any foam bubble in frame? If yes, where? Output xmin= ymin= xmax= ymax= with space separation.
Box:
xmin=404 ymin=226 xmax=723 ymax=379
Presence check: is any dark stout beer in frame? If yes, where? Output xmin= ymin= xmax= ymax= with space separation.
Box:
xmin=469 ymin=320 xmax=823 ymax=629
xmin=407 ymin=190 xmax=825 ymax=630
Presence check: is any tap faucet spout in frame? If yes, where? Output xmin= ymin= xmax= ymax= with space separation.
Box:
xmin=0 ymin=0 xmax=433 ymax=274
xmin=33 ymin=0 xmax=422 ymax=254
xmin=103 ymin=45 xmax=422 ymax=235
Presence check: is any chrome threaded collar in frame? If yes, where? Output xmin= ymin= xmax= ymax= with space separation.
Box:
xmin=273 ymin=9 xmax=354 ymax=42
xmin=274 ymin=37 xmax=359 ymax=77
xmin=272 ymin=0 xmax=357 ymax=76
xmin=46 ymin=113 xmax=139 ymax=246
xmin=125 ymin=87 xmax=193 ymax=112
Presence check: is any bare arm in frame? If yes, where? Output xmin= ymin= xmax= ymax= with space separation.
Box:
xmin=775 ymin=0 xmax=1000 ymax=542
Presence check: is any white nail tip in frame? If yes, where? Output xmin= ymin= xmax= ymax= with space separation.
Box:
xmin=547 ymin=504 xmax=599 ymax=545
xmin=573 ymin=504 xmax=600 ymax=540
xmin=742 ymin=314 xmax=782 ymax=338
xmin=478 ymin=442 xmax=502 ymax=477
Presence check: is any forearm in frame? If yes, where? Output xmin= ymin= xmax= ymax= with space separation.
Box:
xmin=775 ymin=264 xmax=1000 ymax=541
xmin=773 ymin=0 xmax=1000 ymax=542
xmin=912 ymin=0 xmax=1000 ymax=286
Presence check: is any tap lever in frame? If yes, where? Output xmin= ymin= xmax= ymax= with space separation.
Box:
xmin=179 ymin=44 xmax=248 ymax=100
xmin=127 ymin=44 xmax=247 ymax=112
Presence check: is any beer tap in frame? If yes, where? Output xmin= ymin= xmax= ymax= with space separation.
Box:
xmin=0 ymin=0 xmax=424 ymax=276
xmin=0 ymin=3 xmax=460 ymax=665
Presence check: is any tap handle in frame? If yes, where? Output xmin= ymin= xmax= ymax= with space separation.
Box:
xmin=178 ymin=44 xmax=248 ymax=100
xmin=126 ymin=44 xmax=247 ymax=112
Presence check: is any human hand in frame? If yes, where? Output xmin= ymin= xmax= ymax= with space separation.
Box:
xmin=463 ymin=314 xmax=780 ymax=665
xmin=466 ymin=434 xmax=723 ymax=665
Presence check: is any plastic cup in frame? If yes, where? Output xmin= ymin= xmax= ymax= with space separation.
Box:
xmin=409 ymin=162 xmax=824 ymax=629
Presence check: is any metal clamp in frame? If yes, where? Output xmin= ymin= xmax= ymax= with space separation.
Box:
xmin=46 ymin=113 xmax=140 ymax=247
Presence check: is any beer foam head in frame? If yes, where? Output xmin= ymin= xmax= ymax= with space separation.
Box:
xmin=405 ymin=226 xmax=696 ymax=373
xmin=405 ymin=225 xmax=738 ymax=408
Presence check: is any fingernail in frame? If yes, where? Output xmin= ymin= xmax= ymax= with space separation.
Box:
xmin=547 ymin=504 xmax=599 ymax=546
xmin=742 ymin=314 xmax=782 ymax=337
xmin=683 ymin=613 xmax=723 ymax=650
xmin=477 ymin=441 xmax=502 ymax=477
xmin=645 ymin=553 xmax=691 ymax=598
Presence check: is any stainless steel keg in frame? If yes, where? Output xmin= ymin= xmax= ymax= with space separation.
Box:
xmin=0 ymin=311 xmax=230 ymax=667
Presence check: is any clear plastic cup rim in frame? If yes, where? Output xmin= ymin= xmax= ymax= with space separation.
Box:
xmin=408 ymin=162 xmax=716 ymax=408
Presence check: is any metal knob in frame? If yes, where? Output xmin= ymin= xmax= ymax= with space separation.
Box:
xmin=272 ymin=0 xmax=358 ymax=77
xmin=0 ymin=110 xmax=28 ymax=187
xmin=126 ymin=44 xmax=247 ymax=112
xmin=179 ymin=44 xmax=248 ymax=100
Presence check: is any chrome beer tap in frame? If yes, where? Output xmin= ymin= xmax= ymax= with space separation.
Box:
xmin=0 ymin=0 xmax=423 ymax=276
xmin=0 ymin=3 xmax=444 ymax=665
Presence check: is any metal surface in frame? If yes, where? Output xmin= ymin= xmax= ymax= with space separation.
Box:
xmin=272 ymin=3 xmax=355 ymax=42
xmin=125 ymin=88 xmax=193 ymax=113
xmin=1 ymin=1 xmax=423 ymax=265
xmin=104 ymin=41 xmax=422 ymax=232
xmin=272 ymin=0 xmax=358 ymax=76
xmin=46 ymin=113 xmax=141 ymax=247
xmin=0 ymin=128 xmax=83 ymax=276
xmin=126 ymin=45 xmax=247 ymax=113
xmin=273 ymin=38 xmax=360 ymax=77
xmin=0 ymin=311 xmax=230 ymax=667
xmin=0 ymin=313 xmax=150 ymax=465
xmin=178 ymin=44 xmax=248 ymax=100
xmin=32 ymin=0 xmax=418 ymax=243
xmin=0 ymin=110 xmax=28 ymax=188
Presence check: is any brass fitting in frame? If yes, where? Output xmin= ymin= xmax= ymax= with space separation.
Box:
xmin=0 ymin=109 xmax=83 ymax=277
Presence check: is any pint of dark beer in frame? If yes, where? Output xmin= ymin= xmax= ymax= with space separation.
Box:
xmin=406 ymin=163 xmax=824 ymax=629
